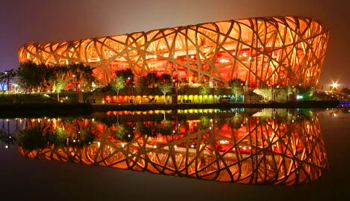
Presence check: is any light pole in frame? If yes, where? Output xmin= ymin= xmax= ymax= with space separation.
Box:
xmin=173 ymin=79 xmax=178 ymax=105
xmin=73 ymin=74 xmax=80 ymax=103
xmin=331 ymin=81 xmax=339 ymax=92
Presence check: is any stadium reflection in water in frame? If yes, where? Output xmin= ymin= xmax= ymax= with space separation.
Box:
xmin=14 ymin=109 xmax=327 ymax=185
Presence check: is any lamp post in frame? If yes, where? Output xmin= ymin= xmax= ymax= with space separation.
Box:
xmin=331 ymin=82 xmax=339 ymax=91
xmin=73 ymin=74 xmax=80 ymax=103
xmin=173 ymin=79 xmax=178 ymax=105
xmin=241 ymin=82 xmax=245 ymax=102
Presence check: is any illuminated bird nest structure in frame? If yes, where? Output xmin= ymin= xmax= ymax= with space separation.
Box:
xmin=18 ymin=16 xmax=329 ymax=87
xmin=19 ymin=113 xmax=327 ymax=185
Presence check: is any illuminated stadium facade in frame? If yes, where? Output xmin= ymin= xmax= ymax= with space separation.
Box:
xmin=18 ymin=16 xmax=329 ymax=87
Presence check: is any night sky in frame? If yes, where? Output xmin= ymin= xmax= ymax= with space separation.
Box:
xmin=1 ymin=0 xmax=349 ymax=88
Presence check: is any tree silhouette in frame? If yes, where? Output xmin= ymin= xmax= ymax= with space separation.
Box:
xmin=229 ymin=79 xmax=244 ymax=102
xmin=158 ymin=83 xmax=173 ymax=104
xmin=17 ymin=62 xmax=42 ymax=92
xmin=199 ymin=85 xmax=210 ymax=103
xmin=110 ymin=76 xmax=126 ymax=102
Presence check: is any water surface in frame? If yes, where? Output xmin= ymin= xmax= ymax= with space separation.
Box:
xmin=0 ymin=108 xmax=349 ymax=200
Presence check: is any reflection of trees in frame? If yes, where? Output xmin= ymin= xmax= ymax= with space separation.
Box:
xmin=229 ymin=113 xmax=244 ymax=129
xmin=17 ymin=127 xmax=48 ymax=150
xmin=199 ymin=116 xmax=210 ymax=129
xmin=17 ymin=113 xmax=327 ymax=185
xmin=17 ymin=119 xmax=96 ymax=150
xmin=0 ymin=119 xmax=17 ymax=148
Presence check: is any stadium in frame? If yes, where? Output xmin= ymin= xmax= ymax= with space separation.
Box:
xmin=18 ymin=16 xmax=329 ymax=89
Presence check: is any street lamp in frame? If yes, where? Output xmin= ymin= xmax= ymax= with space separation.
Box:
xmin=331 ymin=82 xmax=339 ymax=90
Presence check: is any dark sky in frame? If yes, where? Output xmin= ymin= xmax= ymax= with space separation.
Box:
xmin=1 ymin=0 xmax=349 ymax=88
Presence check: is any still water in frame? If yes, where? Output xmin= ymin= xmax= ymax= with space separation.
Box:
xmin=0 ymin=108 xmax=349 ymax=200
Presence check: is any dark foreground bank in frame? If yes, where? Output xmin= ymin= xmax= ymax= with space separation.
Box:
xmin=0 ymin=100 xmax=340 ymax=118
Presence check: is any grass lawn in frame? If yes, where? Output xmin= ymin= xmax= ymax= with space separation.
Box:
xmin=0 ymin=93 xmax=57 ymax=104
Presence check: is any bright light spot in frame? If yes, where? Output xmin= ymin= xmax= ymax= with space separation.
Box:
xmin=331 ymin=81 xmax=339 ymax=89
xmin=219 ymin=59 xmax=229 ymax=63
xmin=296 ymin=95 xmax=303 ymax=100
xmin=219 ymin=140 xmax=229 ymax=144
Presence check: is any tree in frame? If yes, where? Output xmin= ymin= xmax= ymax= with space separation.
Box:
xmin=178 ymin=84 xmax=190 ymax=102
xmin=146 ymin=72 xmax=159 ymax=94
xmin=255 ymin=86 xmax=272 ymax=102
xmin=285 ymin=86 xmax=294 ymax=102
xmin=158 ymin=83 xmax=173 ymax=104
xmin=296 ymin=86 xmax=314 ymax=100
xmin=37 ymin=64 xmax=55 ymax=92
xmin=116 ymin=69 xmax=134 ymax=82
xmin=53 ymin=78 xmax=68 ymax=102
xmin=341 ymin=88 xmax=350 ymax=95
xmin=229 ymin=79 xmax=244 ymax=102
xmin=17 ymin=62 xmax=42 ymax=92
xmin=159 ymin=73 xmax=172 ymax=84
xmin=115 ymin=69 xmax=134 ymax=95
xmin=246 ymin=89 xmax=254 ymax=103
xmin=199 ymin=85 xmax=210 ymax=103
xmin=110 ymin=76 xmax=126 ymax=101
xmin=67 ymin=63 xmax=95 ymax=102
xmin=271 ymin=86 xmax=285 ymax=102
xmin=135 ymin=80 xmax=146 ymax=95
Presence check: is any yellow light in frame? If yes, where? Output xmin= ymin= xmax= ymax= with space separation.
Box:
xmin=331 ymin=82 xmax=339 ymax=88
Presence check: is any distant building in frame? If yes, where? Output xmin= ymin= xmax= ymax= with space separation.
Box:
xmin=0 ymin=83 xmax=7 ymax=91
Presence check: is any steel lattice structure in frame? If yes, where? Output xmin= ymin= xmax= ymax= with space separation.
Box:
xmin=18 ymin=16 xmax=329 ymax=87
xmin=18 ymin=114 xmax=327 ymax=185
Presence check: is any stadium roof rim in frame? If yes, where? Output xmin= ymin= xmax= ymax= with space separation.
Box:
xmin=19 ymin=15 xmax=327 ymax=47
